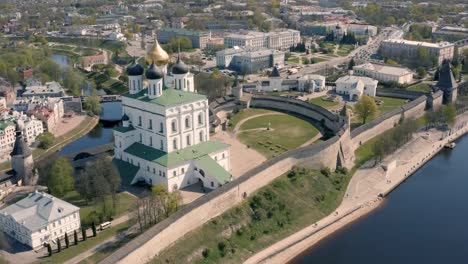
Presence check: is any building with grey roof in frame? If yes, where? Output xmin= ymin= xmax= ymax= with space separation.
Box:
xmin=0 ymin=191 xmax=80 ymax=249
xmin=353 ymin=63 xmax=414 ymax=84
xmin=216 ymin=47 xmax=285 ymax=74
xmin=21 ymin=81 xmax=65 ymax=98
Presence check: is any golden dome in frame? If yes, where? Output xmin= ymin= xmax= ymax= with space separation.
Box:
xmin=146 ymin=38 xmax=170 ymax=66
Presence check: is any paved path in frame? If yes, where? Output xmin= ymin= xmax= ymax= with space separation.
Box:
xmin=245 ymin=113 xmax=468 ymax=264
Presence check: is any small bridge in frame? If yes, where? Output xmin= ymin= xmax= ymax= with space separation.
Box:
xmin=64 ymin=143 xmax=114 ymax=168
xmin=79 ymin=95 xmax=122 ymax=103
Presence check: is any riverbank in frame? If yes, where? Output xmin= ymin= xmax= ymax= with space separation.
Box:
xmin=245 ymin=113 xmax=468 ymax=264
xmin=0 ymin=115 xmax=99 ymax=172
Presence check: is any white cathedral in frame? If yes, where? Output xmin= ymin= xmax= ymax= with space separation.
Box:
xmin=113 ymin=40 xmax=232 ymax=192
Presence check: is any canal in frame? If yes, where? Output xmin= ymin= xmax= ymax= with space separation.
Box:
xmin=292 ymin=134 xmax=468 ymax=264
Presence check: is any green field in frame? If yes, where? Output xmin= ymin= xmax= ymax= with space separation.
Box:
xmin=63 ymin=191 xmax=137 ymax=226
xmin=152 ymin=167 xmax=352 ymax=264
xmin=375 ymin=96 xmax=408 ymax=115
xmin=228 ymin=108 xmax=276 ymax=131
xmin=287 ymin=56 xmax=301 ymax=63
xmin=311 ymin=57 xmax=328 ymax=63
xmin=309 ymin=96 xmax=339 ymax=109
xmin=406 ymin=82 xmax=432 ymax=93
xmin=237 ymin=114 xmax=319 ymax=158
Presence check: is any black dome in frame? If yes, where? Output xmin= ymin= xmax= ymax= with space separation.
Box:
xmin=172 ymin=56 xmax=189 ymax=75
xmin=146 ymin=62 xmax=164 ymax=79
xmin=127 ymin=62 xmax=144 ymax=76
xmin=122 ymin=113 xmax=129 ymax=121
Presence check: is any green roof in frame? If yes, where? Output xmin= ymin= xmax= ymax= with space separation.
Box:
xmin=124 ymin=141 xmax=229 ymax=167
xmin=112 ymin=159 xmax=139 ymax=186
xmin=195 ymin=155 xmax=231 ymax=184
xmin=113 ymin=125 xmax=136 ymax=133
xmin=123 ymin=88 xmax=207 ymax=107
xmin=0 ymin=121 xmax=15 ymax=131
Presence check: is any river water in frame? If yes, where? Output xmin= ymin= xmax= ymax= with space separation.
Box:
xmin=292 ymin=134 xmax=468 ymax=264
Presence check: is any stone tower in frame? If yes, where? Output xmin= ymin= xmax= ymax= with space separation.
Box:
xmin=231 ymin=76 xmax=243 ymax=100
xmin=437 ymin=60 xmax=458 ymax=104
xmin=10 ymin=124 xmax=36 ymax=186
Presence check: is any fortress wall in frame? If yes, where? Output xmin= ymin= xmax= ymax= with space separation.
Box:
xmin=351 ymin=96 xmax=427 ymax=150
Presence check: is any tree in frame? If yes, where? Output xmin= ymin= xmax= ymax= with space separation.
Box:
xmin=38 ymin=132 xmax=55 ymax=149
xmin=47 ymin=157 xmax=74 ymax=197
xmin=84 ymin=95 xmax=102 ymax=116
xmin=47 ymin=243 xmax=52 ymax=256
xmin=78 ymin=157 xmax=121 ymax=217
xmin=348 ymin=58 xmax=356 ymax=70
xmin=81 ymin=227 xmax=87 ymax=241
xmin=57 ymin=238 xmax=61 ymax=252
xmin=65 ymin=234 xmax=69 ymax=248
xmin=442 ymin=104 xmax=456 ymax=127
xmin=416 ymin=67 xmax=427 ymax=79
xmin=74 ymin=230 xmax=78 ymax=245
xmin=91 ymin=222 xmax=97 ymax=237
xmin=354 ymin=95 xmax=378 ymax=124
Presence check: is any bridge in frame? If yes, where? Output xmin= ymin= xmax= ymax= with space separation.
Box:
xmin=63 ymin=143 xmax=114 ymax=168
xmin=79 ymin=95 xmax=122 ymax=103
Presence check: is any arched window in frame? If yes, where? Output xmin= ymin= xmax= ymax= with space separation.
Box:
xmin=199 ymin=131 xmax=204 ymax=142
xmin=149 ymin=119 xmax=152 ymax=130
xmin=178 ymin=79 xmax=182 ymax=90
xmin=160 ymin=122 xmax=164 ymax=133
xmin=185 ymin=116 xmax=190 ymax=129
xmin=132 ymin=80 xmax=135 ymax=90
xmin=181 ymin=168 xmax=185 ymax=174
xmin=160 ymin=140 xmax=164 ymax=150
xmin=198 ymin=113 xmax=203 ymax=125
xmin=139 ymin=133 xmax=142 ymax=142
xmin=186 ymin=135 xmax=191 ymax=146
xmin=149 ymin=136 xmax=153 ymax=146
xmin=199 ymin=169 xmax=205 ymax=177
xmin=171 ymin=120 xmax=177 ymax=132
xmin=138 ymin=116 xmax=142 ymax=126
xmin=222 ymin=153 xmax=225 ymax=159
xmin=173 ymin=171 xmax=176 ymax=177
xmin=173 ymin=138 xmax=178 ymax=150
xmin=138 ymin=80 xmax=141 ymax=90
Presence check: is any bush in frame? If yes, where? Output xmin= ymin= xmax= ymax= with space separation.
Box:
xmin=202 ymin=248 xmax=210 ymax=258
xmin=38 ymin=132 xmax=55 ymax=149
xmin=335 ymin=166 xmax=348 ymax=175
xmin=320 ymin=167 xmax=331 ymax=177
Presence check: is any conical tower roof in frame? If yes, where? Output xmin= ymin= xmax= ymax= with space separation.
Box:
xmin=269 ymin=65 xmax=281 ymax=77
xmin=11 ymin=124 xmax=32 ymax=157
xmin=145 ymin=38 xmax=170 ymax=66
xmin=437 ymin=61 xmax=457 ymax=90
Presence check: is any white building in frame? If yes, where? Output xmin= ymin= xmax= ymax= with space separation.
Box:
xmin=347 ymin=24 xmax=378 ymax=37
xmin=224 ymin=29 xmax=301 ymax=50
xmin=113 ymin=40 xmax=232 ymax=192
xmin=0 ymin=114 xmax=44 ymax=162
xmin=14 ymin=97 xmax=65 ymax=133
xmin=0 ymin=191 xmax=80 ymax=249
xmin=380 ymin=39 xmax=454 ymax=65
xmin=216 ymin=47 xmax=285 ymax=74
xmin=255 ymin=66 xmax=326 ymax=93
xmin=353 ymin=63 xmax=414 ymax=84
xmin=335 ymin=75 xmax=378 ymax=101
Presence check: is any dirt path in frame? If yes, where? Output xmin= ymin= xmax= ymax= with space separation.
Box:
xmin=233 ymin=113 xmax=285 ymax=134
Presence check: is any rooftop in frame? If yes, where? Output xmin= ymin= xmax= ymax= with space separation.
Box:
xmin=158 ymin=27 xmax=209 ymax=37
xmin=336 ymin=75 xmax=378 ymax=85
xmin=382 ymin=39 xmax=454 ymax=48
xmin=124 ymin=140 xmax=229 ymax=167
xmin=123 ymin=88 xmax=207 ymax=107
xmin=354 ymin=63 xmax=413 ymax=76
xmin=195 ymin=155 xmax=231 ymax=184
xmin=0 ymin=191 xmax=79 ymax=232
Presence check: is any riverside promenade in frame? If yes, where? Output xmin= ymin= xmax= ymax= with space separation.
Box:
xmin=245 ymin=113 xmax=468 ymax=264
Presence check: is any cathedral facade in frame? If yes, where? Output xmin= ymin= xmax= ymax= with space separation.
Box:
xmin=113 ymin=40 xmax=232 ymax=192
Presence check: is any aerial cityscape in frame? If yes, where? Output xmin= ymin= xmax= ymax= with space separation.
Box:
xmin=0 ymin=0 xmax=467 ymax=263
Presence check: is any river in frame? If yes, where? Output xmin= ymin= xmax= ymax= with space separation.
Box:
xmin=292 ymin=134 xmax=468 ymax=264
xmin=50 ymin=53 xmax=123 ymax=155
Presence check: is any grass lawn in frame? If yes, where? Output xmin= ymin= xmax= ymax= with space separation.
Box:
xmin=78 ymin=233 xmax=139 ymax=264
xmin=63 ymin=191 xmax=137 ymax=226
xmin=406 ymin=82 xmax=432 ymax=93
xmin=311 ymin=57 xmax=328 ymax=63
xmin=287 ymin=57 xmax=301 ymax=63
xmin=152 ymin=167 xmax=353 ymax=264
xmin=337 ymin=44 xmax=354 ymax=57
xmin=309 ymin=96 xmax=339 ymax=109
xmin=39 ymin=221 xmax=134 ymax=264
xmin=351 ymin=96 xmax=408 ymax=128
xmin=237 ymin=114 xmax=319 ymax=158
xmin=228 ymin=108 xmax=276 ymax=131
